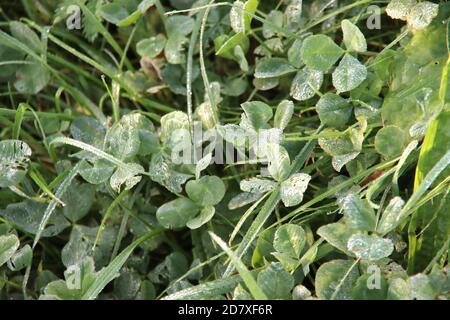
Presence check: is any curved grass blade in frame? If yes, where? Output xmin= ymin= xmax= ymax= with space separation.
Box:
xmin=209 ymin=232 xmax=267 ymax=300
xmin=82 ymin=228 xmax=164 ymax=300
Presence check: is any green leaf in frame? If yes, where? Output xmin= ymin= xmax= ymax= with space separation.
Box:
xmin=14 ymin=56 xmax=50 ymax=94
xmin=1 ymin=200 xmax=70 ymax=237
xmin=274 ymin=100 xmax=294 ymax=130
xmin=387 ymin=278 xmax=411 ymax=299
xmin=254 ymin=58 xmax=296 ymax=79
xmin=0 ymin=140 xmax=32 ymax=188
xmin=166 ymin=15 xmax=195 ymax=37
xmin=136 ymin=34 xmax=166 ymax=58
xmin=341 ymin=194 xmax=376 ymax=231
xmin=10 ymin=21 xmax=43 ymax=53
xmin=347 ymin=234 xmax=394 ymax=260
xmin=263 ymin=10 xmax=284 ymax=39
xmin=149 ymin=152 xmax=192 ymax=194
xmin=375 ymin=125 xmax=408 ymax=159
xmin=160 ymin=111 xmax=190 ymax=145
xmin=317 ymin=222 xmax=355 ymax=255
xmin=240 ymin=178 xmax=276 ymax=194
xmin=241 ymin=101 xmax=273 ymax=130
xmin=186 ymin=175 xmax=226 ymax=207
xmin=316 ymin=93 xmax=352 ymax=128
xmin=266 ymin=143 xmax=290 ymax=182
xmin=8 ymin=244 xmax=32 ymax=271
xmin=287 ymin=39 xmax=303 ymax=68
xmin=186 ymin=206 xmax=215 ymax=230
xmin=377 ymin=197 xmax=405 ymax=234
xmin=256 ymin=262 xmax=294 ymax=299
xmin=290 ymin=67 xmax=323 ymax=101
xmin=243 ymin=0 xmax=259 ymax=33
xmin=407 ymin=1 xmax=439 ymax=30
xmin=300 ymin=35 xmax=344 ymax=72
xmin=156 ymin=197 xmax=200 ymax=229
xmin=341 ymin=20 xmax=367 ymax=52
xmin=61 ymin=181 xmax=95 ymax=223
xmin=315 ymin=259 xmax=359 ymax=300
xmin=109 ymin=163 xmax=145 ymax=192
xmin=351 ymin=274 xmax=388 ymax=300
xmin=164 ymin=33 xmax=188 ymax=65
xmin=280 ymin=173 xmax=311 ymax=207
xmin=99 ymin=0 xmax=153 ymax=27
xmin=332 ymin=54 xmax=367 ymax=93
xmin=230 ymin=1 xmax=245 ymax=33
xmin=273 ymin=224 xmax=306 ymax=258
xmin=0 ymin=234 xmax=19 ymax=267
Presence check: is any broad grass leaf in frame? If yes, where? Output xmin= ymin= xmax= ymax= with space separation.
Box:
xmin=315 ymin=259 xmax=359 ymax=300
xmin=0 ymin=140 xmax=32 ymax=188
xmin=280 ymin=173 xmax=311 ymax=207
xmin=341 ymin=20 xmax=367 ymax=52
xmin=341 ymin=194 xmax=376 ymax=231
xmin=290 ymin=68 xmax=323 ymax=101
xmin=316 ymin=93 xmax=352 ymax=128
xmin=256 ymin=262 xmax=294 ymax=299
xmin=254 ymin=58 xmax=296 ymax=79
xmin=0 ymin=234 xmax=19 ymax=267
xmin=71 ymin=229 xmax=161 ymax=300
xmin=347 ymin=234 xmax=394 ymax=260
xmin=273 ymin=224 xmax=306 ymax=258
xmin=375 ymin=125 xmax=408 ymax=158
xmin=209 ymin=232 xmax=267 ymax=299
xmin=274 ymin=100 xmax=294 ymax=130
xmin=156 ymin=197 xmax=199 ymax=229
xmin=300 ymin=35 xmax=344 ymax=72
xmin=136 ymin=34 xmax=166 ymax=58
xmin=332 ymin=54 xmax=367 ymax=93
xmin=186 ymin=175 xmax=226 ymax=206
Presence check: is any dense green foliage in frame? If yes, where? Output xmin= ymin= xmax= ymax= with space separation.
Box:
xmin=0 ymin=0 xmax=448 ymax=300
